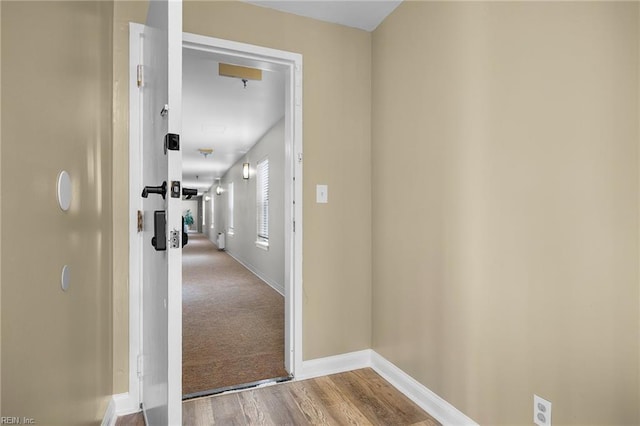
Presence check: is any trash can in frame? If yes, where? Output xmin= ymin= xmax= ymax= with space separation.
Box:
xmin=217 ymin=232 xmax=225 ymax=250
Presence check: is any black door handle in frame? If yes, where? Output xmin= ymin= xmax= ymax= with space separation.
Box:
xmin=182 ymin=187 xmax=197 ymax=199
xmin=142 ymin=181 xmax=167 ymax=199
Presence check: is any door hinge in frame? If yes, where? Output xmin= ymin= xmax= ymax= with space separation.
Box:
xmin=137 ymin=210 xmax=143 ymax=232
xmin=137 ymin=65 xmax=143 ymax=88
xmin=137 ymin=354 xmax=143 ymax=378
xmin=293 ymin=220 xmax=295 ymax=233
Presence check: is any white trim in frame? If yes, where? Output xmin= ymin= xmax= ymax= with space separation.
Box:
xmin=114 ymin=392 xmax=139 ymax=416
xmin=296 ymin=349 xmax=372 ymax=381
xmin=290 ymin=58 xmax=304 ymax=378
xmin=371 ymin=352 xmax=479 ymax=426
xmin=142 ymin=407 xmax=150 ymax=426
xmin=179 ymin=31 xmax=303 ymax=377
xmin=101 ymin=396 xmax=117 ymax=426
xmin=255 ymin=240 xmax=269 ymax=250
xmin=225 ymin=249 xmax=284 ymax=296
xmin=127 ymin=22 xmax=144 ymax=413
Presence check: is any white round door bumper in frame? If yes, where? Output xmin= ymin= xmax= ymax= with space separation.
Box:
xmin=61 ymin=265 xmax=70 ymax=292
xmin=57 ymin=170 xmax=72 ymax=211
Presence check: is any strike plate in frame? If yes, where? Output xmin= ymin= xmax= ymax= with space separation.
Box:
xmin=170 ymin=230 xmax=180 ymax=248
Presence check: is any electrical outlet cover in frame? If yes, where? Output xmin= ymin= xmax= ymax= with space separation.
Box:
xmin=534 ymin=394 xmax=552 ymax=426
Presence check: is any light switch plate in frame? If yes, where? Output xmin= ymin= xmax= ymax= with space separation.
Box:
xmin=316 ymin=184 xmax=328 ymax=203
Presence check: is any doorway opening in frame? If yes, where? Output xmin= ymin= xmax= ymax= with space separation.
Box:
xmin=181 ymin=46 xmax=289 ymax=398
xmin=128 ymin=26 xmax=303 ymax=410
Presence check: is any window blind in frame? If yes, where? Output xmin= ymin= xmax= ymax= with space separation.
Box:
xmin=256 ymin=158 xmax=269 ymax=243
xmin=228 ymin=182 xmax=234 ymax=233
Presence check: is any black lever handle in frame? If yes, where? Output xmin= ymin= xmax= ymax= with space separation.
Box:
xmin=182 ymin=187 xmax=197 ymax=200
xmin=142 ymin=181 xmax=167 ymax=199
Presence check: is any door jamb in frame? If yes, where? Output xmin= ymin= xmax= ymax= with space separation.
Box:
xmin=125 ymin=22 xmax=144 ymax=413
xmin=126 ymin=25 xmax=303 ymax=411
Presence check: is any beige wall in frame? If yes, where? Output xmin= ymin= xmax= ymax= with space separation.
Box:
xmin=112 ymin=1 xmax=372 ymax=393
xmin=1 ymin=1 xmax=114 ymax=424
xmin=372 ymin=2 xmax=639 ymax=425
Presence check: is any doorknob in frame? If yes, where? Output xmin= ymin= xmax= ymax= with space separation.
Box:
xmin=142 ymin=181 xmax=167 ymax=199
xmin=182 ymin=187 xmax=197 ymax=199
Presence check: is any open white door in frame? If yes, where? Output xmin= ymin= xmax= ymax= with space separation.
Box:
xmin=141 ymin=0 xmax=182 ymax=424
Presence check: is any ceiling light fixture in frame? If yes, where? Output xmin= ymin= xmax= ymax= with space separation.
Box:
xmin=219 ymin=63 xmax=262 ymax=90
xmin=242 ymin=163 xmax=250 ymax=179
xmin=216 ymin=185 xmax=222 ymax=195
xmin=198 ymin=148 xmax=214 ymax=158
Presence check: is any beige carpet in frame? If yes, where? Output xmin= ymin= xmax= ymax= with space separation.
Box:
xmin=182 ymin=233 xmax=288 ymax=396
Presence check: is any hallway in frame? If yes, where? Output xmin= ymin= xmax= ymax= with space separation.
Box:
xmin=182 ymin=233 xmax=288 ymax=396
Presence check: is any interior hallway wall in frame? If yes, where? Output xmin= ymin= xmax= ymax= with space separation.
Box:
xmin=215 ymin=119 xmax=286 ymax=294
xmin=1 ymin=1 xmax=114 ymax=423
xmin=112 ymin=0 xmax=371 ymax=393
xmin=372 ymin=2 xmax=639 ymax=425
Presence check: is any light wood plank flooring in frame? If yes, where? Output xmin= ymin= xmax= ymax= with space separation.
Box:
xmin=116 ymin=368 xmax=440 ymax=425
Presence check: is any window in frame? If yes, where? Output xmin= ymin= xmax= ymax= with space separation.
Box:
xmin=202 ymin=198 xmax=206 ymax=227
xmin=228 ymin=182 xmax=234 ymax=235
xmin=210 ymin=195 xmax=214 ymax=229
xmin=256 ymin=158 xmax=269 ymax=247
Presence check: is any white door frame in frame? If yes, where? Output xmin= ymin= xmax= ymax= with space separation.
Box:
xmin=127 ymin=24 xmax=303 ymax=411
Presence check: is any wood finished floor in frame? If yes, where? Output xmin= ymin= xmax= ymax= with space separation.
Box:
xmin=116 ymin=368 xmax=440 ymax=426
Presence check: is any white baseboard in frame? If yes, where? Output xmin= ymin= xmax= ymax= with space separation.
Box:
xmin=113 ymin=392 xmax=140 ymax=416
xmin=225 ymin=250 xmax=285 ymax=296
xmin=101 ymin=396 xmax=117 ymax=426
xmin=295 ymin=349 xmax=372 ymax=380
xmin=370 ymin=351 xmax=478 ymax=426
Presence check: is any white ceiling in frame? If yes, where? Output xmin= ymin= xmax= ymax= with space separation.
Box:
xmin=242 ymin=0 xmax=403 ymax=32
xmin=182 ymin=48 xmax=285 ymax=193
